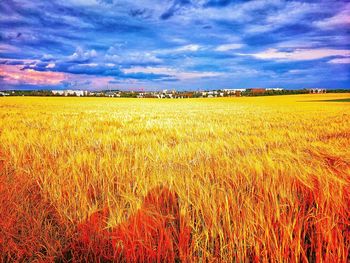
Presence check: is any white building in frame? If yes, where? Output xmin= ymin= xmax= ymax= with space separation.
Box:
xmin=74 ymin=90 xmax=88 ymax=96
xmin=52 ymin=90 xmax=88 ymax=96
xmin=52 ymin=90 xmax=65 ymax=95
xmin=265 ymin=88 xmax=284 ymax=91
xmin=223 ymin=89 xmax=246 ymax=93
xmin=309 ymin=88 xmax=326 ymax=94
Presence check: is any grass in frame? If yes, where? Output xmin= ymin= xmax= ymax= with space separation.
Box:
xmin=0 ymin=93 xmax=349 ymax=262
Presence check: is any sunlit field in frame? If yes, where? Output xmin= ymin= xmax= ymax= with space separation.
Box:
xmin=0 ymin=94 xmax=349 ymax=262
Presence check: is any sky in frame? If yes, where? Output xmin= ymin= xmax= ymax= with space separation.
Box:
xmin=0 ymin=0 xmax=349 ymax=91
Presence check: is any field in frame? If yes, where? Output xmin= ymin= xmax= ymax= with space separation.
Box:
xmin=0 ymin=94 xmax=349 ymax=262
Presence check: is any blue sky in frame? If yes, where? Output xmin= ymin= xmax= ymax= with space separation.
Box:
xmin=0 ymin=0 xmax=349 ymax=91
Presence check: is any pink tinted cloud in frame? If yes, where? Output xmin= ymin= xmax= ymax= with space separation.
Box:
xmin=0 ymin=64 xmax=115 ymax=89
xmin=0 ymin=44 xmax=19 ymax=53
xmin=328 ymin=57 xmax=350 ymax=64
xmin=0 ymin=64 xmax=66 ymax=85
xmin=314 ymin=5 xmax=350 ymax=29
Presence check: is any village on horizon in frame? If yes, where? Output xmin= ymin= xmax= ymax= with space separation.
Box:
xmin=1 ymin=87 xmax=346 ymax=98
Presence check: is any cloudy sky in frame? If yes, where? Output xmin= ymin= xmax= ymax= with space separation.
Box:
xmin=0 ymin=0 xmax=349 ymax=91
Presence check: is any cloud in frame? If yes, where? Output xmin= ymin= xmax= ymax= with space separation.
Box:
xmin=245 ymin=1 xmax=320 ymax=34
xmin=46 ymin=63 xmax=55 ymax=68
xmin=287 ymin=69 xmax=307 ymax=75
xmin=328 ymin=58 xmax=350 ymax=64
xmin=129 ymin=8 xmax=152 ymax=19
xmin=122 ymin=66 xmax=222 ymax=80
xmin=40 ymin=54 xmax=54 ymax=61
xmin=60 ymin=74 xmax=114 ymax=90
xmin=160 ymin=0 xmax=192 ymax=20
xmin=0 ymin=44 xmax=19 ymax=53
xmin=215 ymin=43 xmax=243 ymax=51
xmin=174 ymin=44 xmax=202 ymax=52
xmin=154 ymin=44 xmax=203 ymax=55
xmin=0 ymin=0 xmax=349 ymax=90
xmin=121 ymin=72 xmax=172 ymax=81
xmin=0 ymin=64 xmax=65 ymax=85
xmin=57 ymin=0 xmax=113 ymax=7
xmin=68 ymin=47 xmax=97 ymax=62
xmin=105 ymin=52 xmax=162 ymax=66
xmin=0 ymin=58 xmax=36 ymax=65
xmin=314 ymin=4 xmax=350 ymax=29
xmin=203 ymin=0 xmax=233 ymax=8
xmin=0 ymin=63 xmax=117 ymax=90
xmin=51 ymin=63 xmax=123 ymax=77
xmin=245 ymin=48 xmax=350 ymax=61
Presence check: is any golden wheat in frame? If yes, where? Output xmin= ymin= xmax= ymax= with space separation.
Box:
xmin=0 ymin=94 xmax=349 ymax=262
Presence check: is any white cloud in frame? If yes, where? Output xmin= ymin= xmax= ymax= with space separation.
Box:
xmin=46 ymin=63 xmax=56 ymax=68
xmin=122 ymin=66 xmax=222 ymax=80
xmin=105 ymin=52 xmax=162 ymax=64
xmin=176 ymin=71 xmax=222 ymax=80
xmin=154 ymin=44 xmax=203 ymax=55
xmin=59 ymin=0 xmax=105 ymax=6
xmin=276 ymin=39 xmax=322 ymax=49
xmin=215 ymin=43 xmax=243 ymax=52
xmin=42 ymin=54 xmax=54 ymax=61
xmin=84 ymin=63 xmax=98 ymax=67
xmin=287 ymin=69 xmax=307 ymax=75
xmin=241 ymin=1 xmax=317 ymax=33
xmin=0 ymin=44 xmax=19 ymax=52
xmin=314 ymin=6 xmax=350 ymax=29
xmin=175 ymin=44 xmax=202 ymax=52
xmin=244 ymin=48 xmax=350 ymax=61
xmin=265 ymin=2 xmax=315 ymax=24
xmin=123 ymin=67 xmax=173 ymax=75
xmin=68 ymin=47 xmax=97 ymax=62
xmin=178 ymin=0 xmax=284 ymax=24
xmin=328 ymin=58 xmax=350 ymax=64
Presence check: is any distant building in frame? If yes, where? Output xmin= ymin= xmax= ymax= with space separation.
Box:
xmin=105 ymin=91 xmax=120 ymax=97
xmin=223 ymin=89 xmax=246 ymax=97
xmin=223 ymin=89 xmax=246 ymax=92
xmin=137 ymin=92 xmax=145 ymax=98
xmin=309 ymin=88 xmax=326 ymax=94
xmin=52 ymin=90 xmax=65 ymax=96
xmin=72 ymin=90 xmax=87 ymax=96
xmin=0 ymin=92 xmax=9 ymax=96
xmin=52 ymin=90 xmax=88 ymax=96
xmin=265 ymin=88 xmax=284 ymax=91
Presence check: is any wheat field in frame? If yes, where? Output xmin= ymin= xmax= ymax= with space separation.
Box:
xmin=0 ymin=94 xmax=349 ymax=262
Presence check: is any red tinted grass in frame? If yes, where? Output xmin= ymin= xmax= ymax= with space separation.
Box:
xmin=0 ymin=170 xmax=68 ymax=261
xmin=71 ymin=186 xmax=191 ymax=262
